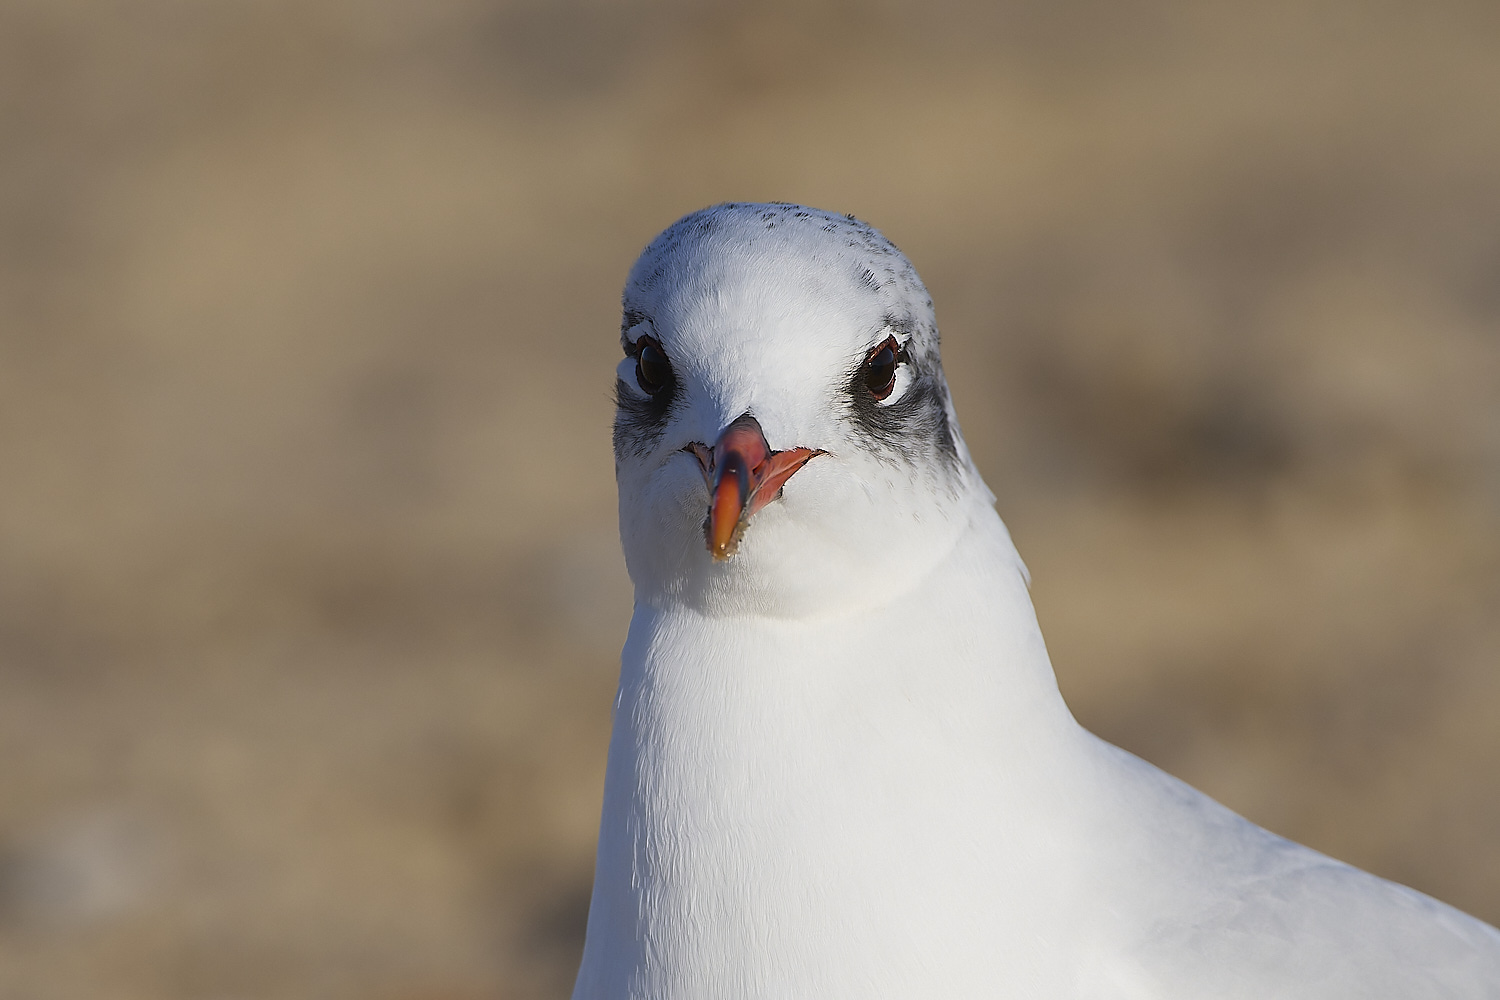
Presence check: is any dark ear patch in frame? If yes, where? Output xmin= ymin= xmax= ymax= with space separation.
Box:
xmin=613 ymin=312 xmax=679 ymax=459
xmin=614 ymin=374 xmax=678 ymax=460
xmin=844 ymin=325 xmax=959 ymax=472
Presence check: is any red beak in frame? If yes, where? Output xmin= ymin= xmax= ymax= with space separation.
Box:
xmin=686 ymin=414 xmax=823 ymax=561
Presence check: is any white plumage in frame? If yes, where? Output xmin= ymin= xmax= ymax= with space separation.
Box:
xmin=574 ymin=203 xmax=1500 ymax=998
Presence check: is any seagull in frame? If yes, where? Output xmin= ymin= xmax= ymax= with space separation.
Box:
xmin=572 ymin=202 xmax=1500 ymax=998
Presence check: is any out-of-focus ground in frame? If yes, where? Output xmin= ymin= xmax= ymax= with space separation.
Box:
xmin=2 ymin=1 xmax=1498 ymax=996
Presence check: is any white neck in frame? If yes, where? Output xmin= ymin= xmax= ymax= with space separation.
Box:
xmin=575 ymin=507 xmax=1109 ymax=999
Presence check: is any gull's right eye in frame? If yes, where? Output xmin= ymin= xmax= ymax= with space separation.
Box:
xmin=633 ymin=335 xmax=674 ymax=396
xmin=862 ymin=335 xmax=904 ymax=400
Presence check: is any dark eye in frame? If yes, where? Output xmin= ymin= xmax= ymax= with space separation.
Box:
xmin=633 ymin=335 xmax=673 ymax=396
xmin=863 ymin=336 xmax=903 ymax=400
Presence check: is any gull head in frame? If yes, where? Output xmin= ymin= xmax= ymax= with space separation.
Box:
xmin=613 ymin=203 xmax=985 ymax=618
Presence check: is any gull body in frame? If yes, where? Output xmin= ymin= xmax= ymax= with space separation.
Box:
xmin=574 ymin=203 xmax=1500 ymax=998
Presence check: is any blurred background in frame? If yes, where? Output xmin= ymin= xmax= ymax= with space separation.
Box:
xmin=2 ymin=0 xmax=1498 ymax=996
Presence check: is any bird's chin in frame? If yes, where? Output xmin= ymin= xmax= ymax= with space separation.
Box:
xmin=620 ymin=461 xmax=962 ymax=620
xmin=627 ymin=524 xmax=864 ymax=619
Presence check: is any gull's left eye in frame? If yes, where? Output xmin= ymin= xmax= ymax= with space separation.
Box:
xmin=863 ymin=336 xmax=904 ymax=400
xmin=632 ymin=335 xmax=674 ymax=396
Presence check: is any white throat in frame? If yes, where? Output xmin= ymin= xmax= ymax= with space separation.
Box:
xmin=574 ymin=505 xmax=1099 ymax=998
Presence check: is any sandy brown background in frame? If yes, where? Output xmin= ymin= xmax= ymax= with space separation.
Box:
xmin=2 ymin=1 xmax=1498 ymax=997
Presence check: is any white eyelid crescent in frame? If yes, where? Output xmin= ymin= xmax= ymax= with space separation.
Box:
xmin=875 ymin=363 xmax=914 ymax=407
xmin=616 ymin=355 xmax=647 ymax=396
xmin=869 ymin=328 xmax=912 ymax=407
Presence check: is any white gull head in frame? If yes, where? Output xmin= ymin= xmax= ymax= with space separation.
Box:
xmin=577 ymin=203 xmax=1500 ymax=1000
xmin=612 ymin=202 xmax=1000 ymax=619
